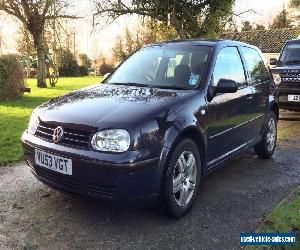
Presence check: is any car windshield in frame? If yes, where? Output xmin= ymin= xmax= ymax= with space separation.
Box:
xmin=279 ymin=42 xmax=300 ymax=64
xmin=106 ymin=44 xmax=212 ymax=90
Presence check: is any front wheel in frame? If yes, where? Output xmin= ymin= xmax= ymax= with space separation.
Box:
xmin=161 ymin=138 xmax=201 ymax=218
xmin=254 ymin=111 xmax=277 ymax=158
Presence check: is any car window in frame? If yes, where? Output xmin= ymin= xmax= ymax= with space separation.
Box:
xmin=106 ymin=45 xmax=212 ymax=90
xmin=241 ymin=46 xmax=269 ymax=84
xmin=279 ymin=42 xmax=300 ymax=64
xmin=213 ymin=47 xmax=246 ymax=88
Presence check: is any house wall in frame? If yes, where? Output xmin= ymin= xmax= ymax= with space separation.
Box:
xmin=263 ymin=53 xmax=280 ymax=67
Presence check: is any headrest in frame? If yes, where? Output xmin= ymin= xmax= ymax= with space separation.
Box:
xmin=174 ymin=64 xmax=191 ymax=82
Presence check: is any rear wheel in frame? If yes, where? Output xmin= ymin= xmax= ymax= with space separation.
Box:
xmin=161 ymin=138 xmax=201 ymax=218
xmin=254 ymin=111 xmax=277 ymax=158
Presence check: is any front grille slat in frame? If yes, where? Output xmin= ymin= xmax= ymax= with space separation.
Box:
xmin=281 ymin=71 xmax=300 ymax=86
xmin=35 ymin=121 xmax=92 ymax=150
xmin=36 ymin=129 xmax=53 ymax=137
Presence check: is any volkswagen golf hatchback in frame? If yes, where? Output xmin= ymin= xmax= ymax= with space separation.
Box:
xmin=22 ymin=40 xmax=279 ymax=218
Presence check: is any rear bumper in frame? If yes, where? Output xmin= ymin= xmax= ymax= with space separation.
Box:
xmin=21 ymin=130 xmax=164 ymax=203
xmin=276 ymin=86 xmax=300 ymax=111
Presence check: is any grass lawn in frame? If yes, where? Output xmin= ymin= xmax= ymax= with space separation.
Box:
xmin=0 ymin=76 xmax=102 ymax=165
xmin=246 ymin=187 xmax=300 ymax=250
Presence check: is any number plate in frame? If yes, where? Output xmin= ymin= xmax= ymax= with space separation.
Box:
xmin=288 ymin=95 xmax=300 ymax=102
xmin=35 ymin=149 xmax=72 ymax=175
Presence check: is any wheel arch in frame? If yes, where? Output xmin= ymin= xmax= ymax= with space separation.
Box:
xmin=162 ymin=126 xmax=207 ymax=176
xmin=270 ymin=102 xmax=279 ymax=120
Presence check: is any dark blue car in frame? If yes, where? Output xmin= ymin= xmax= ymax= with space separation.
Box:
xmin=22 ymin=40 xmax=279 ymax=218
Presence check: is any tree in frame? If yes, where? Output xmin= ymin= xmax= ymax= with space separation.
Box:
xmin=0 ymin=0 xmax=77 ymax=87
xmin=94 ymin=0 xmax=235 ymax=39
xmin=78 ymin=54 xmax=91 ymax=68
xmin=16 ymin=26 xmax=36 ymax=77
xmin=255 ymin=24 xmax=266 ymax=30
xmin=241 ymin=21 xmax=253 ymax=31
xmin=290 ymin=0 xmax=300 ymax=8
xmin=112 ymin=19 xmax=178 ymax=63
xmin=78 ymin=53 xmax=91 ymax=76
xmin=269 ymin=9 xmax=293 ymax=29
xmin=56 ymin=48 xmax=79 ymax=77
xmin=112 ymin=36 xmax=127 ymax=62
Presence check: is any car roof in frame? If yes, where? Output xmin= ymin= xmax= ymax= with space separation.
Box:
xmin=286 ymin=38 xmax=300 ymax=44
xmin=149 ymin=39 xmax=259 ymax=50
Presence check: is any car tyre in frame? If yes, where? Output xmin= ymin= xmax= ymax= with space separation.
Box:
xmin=254 ymin=111 xmax=277 ymax=159
xmin=160 ymin=138 xmax=201 ymax=218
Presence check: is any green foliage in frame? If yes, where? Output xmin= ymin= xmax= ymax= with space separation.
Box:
xmin=95 ymin=0 xmax=235 ymax=39
xmin=241 ymin=21 xmax=253 ymax=31
xmin=269 ymin=9 xmax=293 ymax=29
xmin=56 ymin=48 xmax=79 ymax=77
xmin=112 ymin=20 xmax=178 ymax=62
xmin=247 ymin=187 xmax=300 ymax=250
xmin=78 ymin=54 xmax=91 ymax=68
xmin=0 ymin=76 xmax=102 ymax=165
xmin=78 ymin=54 xmax=91 ymax=76
xmin=290 ymin=0 xmax=300 ymax=8
xmin=255 ymin=24 xmax=266 ymax=31
xmin=99 ymin=62 xmax=114 ymax=76
xmin=0 ymin=54 xmax=26 ymax=101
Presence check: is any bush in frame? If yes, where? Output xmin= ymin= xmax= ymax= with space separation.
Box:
xmin=0 ymin=54 xmax=27 ymax=101
xmin=99 ymin=62 xmax=114 ymax=76
xmin=78 ymin=65 xmax=89 ymax=76
xmin=57 ymin=48 xmax=79 ymax=77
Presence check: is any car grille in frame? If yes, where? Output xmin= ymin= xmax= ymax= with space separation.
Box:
xmin=282 ymin=72 xmax=300 ymax=87
xmin=35 ymin=121 xmax=92 ymax=149
xmin=28 ymin=162 xmax=120 ymax=199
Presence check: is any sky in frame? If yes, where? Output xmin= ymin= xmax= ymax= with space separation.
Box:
xmin=0 ymin=0 xmax=291 ymax=57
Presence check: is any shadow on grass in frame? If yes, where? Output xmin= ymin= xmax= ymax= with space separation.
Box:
xmin=0 ymin=95 xmax=51 ymax=110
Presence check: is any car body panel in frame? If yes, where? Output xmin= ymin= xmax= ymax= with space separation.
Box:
xmin=271 ymin=39 xmax=300 ymax=111
xmin=22 ymin=39 xmax=278 ymax=203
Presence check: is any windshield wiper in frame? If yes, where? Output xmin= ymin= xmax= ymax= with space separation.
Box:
xmin=109 ymin=82 xmax=151 ymax=88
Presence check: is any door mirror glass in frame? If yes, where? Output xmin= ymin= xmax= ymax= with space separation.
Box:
xmin=215 ymin=79 xmax=238 ymax=94
xmin=269 ymin=58 xmax=277 ymax=66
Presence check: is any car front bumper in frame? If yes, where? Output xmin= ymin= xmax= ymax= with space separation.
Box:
xmin=276 ymin=86 xmax=300 ymax=111
xmin=21 ymin=130 xmax=164 ymax=204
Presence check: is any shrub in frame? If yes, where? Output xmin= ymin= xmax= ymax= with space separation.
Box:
xmin=99 ymin=62 xmax=114 ymax=76
xmin=56 ymin=48 xmax=79 ymax=77
xmin=78 ymin=65 xmax=89 ymax=76
xmin=0 ymin=54 xmax=27 ymax=101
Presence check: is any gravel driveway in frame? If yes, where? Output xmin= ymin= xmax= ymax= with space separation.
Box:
xmin=1 ymin=119 xmax=300 ymax=250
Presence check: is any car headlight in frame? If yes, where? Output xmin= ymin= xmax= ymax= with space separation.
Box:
xmin=28 ymin=112 xmax=39 ymax=135
xmin=273 ymin=74 xmax=282 ymax=85
xmin=91 ymin=129 xmax=130 ymax=153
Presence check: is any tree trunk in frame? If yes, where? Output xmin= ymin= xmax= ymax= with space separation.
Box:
xmin=26 ymin=56 xmax=31 ymax=78
xmin=36 ymin=36 xmax=47 ymax=88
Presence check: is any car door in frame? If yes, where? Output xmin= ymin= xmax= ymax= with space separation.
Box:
xmin=205 ymin=46 xmax=254 ymax=165
xmin=240 ymin=46 xmax=271 ymax=138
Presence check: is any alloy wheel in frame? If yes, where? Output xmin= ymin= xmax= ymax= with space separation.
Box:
xmin=172 ymin=151 xmax=197 ymax=207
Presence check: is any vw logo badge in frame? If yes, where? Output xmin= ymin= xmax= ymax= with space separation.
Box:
xmin=53 ymin=126 xmax=64 ymax=143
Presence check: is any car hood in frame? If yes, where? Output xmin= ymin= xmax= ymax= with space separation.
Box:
xmin=38 ymin=84 xmax=192 ymax=129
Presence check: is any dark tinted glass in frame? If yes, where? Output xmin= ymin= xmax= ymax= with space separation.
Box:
xmin=241 ymin=47 xmax=269 ymax=84
xmin=279 ymin=42 xmax=300 ymax=64
xmin=106 ymin=45 xmax=212 ymax=90
xmin=213 ymin=47 xmax=246 ymax=88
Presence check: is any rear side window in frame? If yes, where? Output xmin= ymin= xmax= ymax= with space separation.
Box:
xmin=241 ymin=47 xmax=269 ymax=84
xmin=213 ymin=47 xmax=246 ymax=88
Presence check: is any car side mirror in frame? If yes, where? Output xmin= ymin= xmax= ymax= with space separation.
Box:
xmin=269 ymin=58 xmax=277 ymax=66
xmin=215 ymin=79 xmax=238 ymax=94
